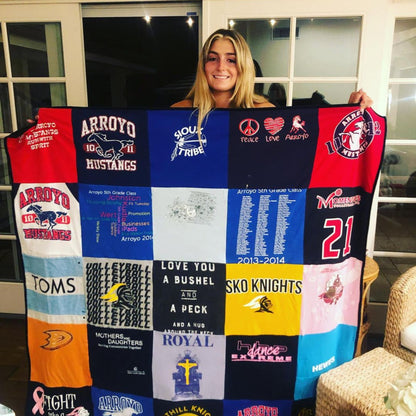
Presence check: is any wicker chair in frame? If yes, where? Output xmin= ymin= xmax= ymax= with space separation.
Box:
xmin=315 ymin=265 xmax=416 ymax=416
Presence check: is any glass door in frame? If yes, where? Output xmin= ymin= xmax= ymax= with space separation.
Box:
xmin=0 ymin=1 xmax=201 ymax=314
xmin=371 ymin=18 xmax=416 ymax=306
xmin=0 ymin=2 xmax=86 ymax=314
xmin=82 ymin=3 xmax=201 ymax=107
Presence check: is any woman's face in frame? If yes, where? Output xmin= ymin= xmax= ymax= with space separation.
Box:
xmin=204 ymin=38 xmax=238 ymax=95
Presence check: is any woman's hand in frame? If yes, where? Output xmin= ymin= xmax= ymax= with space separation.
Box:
xmin=348 ymin=89 xmax=373 ymax=110
xmin=26 ymin=108 xmax=40 ymax=124
xmin=26 ymin=116 xmax=38 ymax=124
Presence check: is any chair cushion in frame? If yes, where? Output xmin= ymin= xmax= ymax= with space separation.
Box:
xmin=401 ymin=321 xmax=416 ymax=353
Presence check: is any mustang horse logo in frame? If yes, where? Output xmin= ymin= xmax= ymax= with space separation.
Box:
xmin=290 ymin=115 xmax=306 ymax=133
xmin=27 ymin=204 xmax=67 ymax=230
xmin=87 ymin=133 xmax=134 ymax=161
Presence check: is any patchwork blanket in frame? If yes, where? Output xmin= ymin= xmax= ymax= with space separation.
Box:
xmin=6 ymin=105 xmax=385 ymax=416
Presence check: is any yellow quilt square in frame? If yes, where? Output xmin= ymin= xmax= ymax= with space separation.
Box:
xmin=225 ymin=263 xmax=303 ymax=336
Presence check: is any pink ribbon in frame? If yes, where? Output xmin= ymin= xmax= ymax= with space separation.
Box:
xmin=32 ymin=386 xmax=45 ymax=415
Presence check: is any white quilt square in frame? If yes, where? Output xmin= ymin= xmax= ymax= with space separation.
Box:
xmin=152 ymin=187 xmax=227 ymax=262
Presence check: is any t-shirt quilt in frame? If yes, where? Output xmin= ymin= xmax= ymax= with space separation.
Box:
xmin=5 ymin=105 xmax=386 ymax=416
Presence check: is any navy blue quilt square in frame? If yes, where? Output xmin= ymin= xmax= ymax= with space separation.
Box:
xmin=228 ymin=108 xmax=318 ymax=189
xmin=72 ymin=108 xmax=150 ymax=186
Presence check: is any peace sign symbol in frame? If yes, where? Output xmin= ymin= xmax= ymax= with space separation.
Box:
xmin=239 ymin=118 xmax=260 ymax=136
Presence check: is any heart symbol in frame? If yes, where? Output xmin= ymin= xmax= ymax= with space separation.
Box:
xmin=264 ymin=117 xmax=284 ymax=135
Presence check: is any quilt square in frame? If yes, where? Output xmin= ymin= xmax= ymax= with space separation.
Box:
xmin=91 ymin=386 xmax=154 ymax=415
xmin=72 ymin=108 xmax=150 ymax=186
xmin=303 ymin=187 xmax=372 ymax=264
xmin=228 ymin=108 xmax=318 ymax=189
xmin=300 ymin=257 xmax=362 ymax=335
xmin=153 ymin=399 xmax=223 ymax=416
xmin=225 ymin=335 xmax=298 ymax=400
xmin=79 ymin=184 xmax=153 ymax=260
xmin=226 ymin=188 xmax=306 ymax=264
xmin=152 ymin=330 xmax=226 ymax=401
xmin=7 ymin=108 xmax=77 ymax=183
xmin=153 ymin=260 xmax=226 ymax=334
xmin=294 ymin=324 xmax=356 ymax=400
xmin=84 ymin=257 xmax=152 ymax=330
xmin=27 ymin=317 xmax=91 ymax=388
xmin=148 ymin=109 xmax=229 ymax=188
xmin=23 ymin=254 xmax=85 ymax=323
xmin=87 ymin=326 xmax=153 ymax=396
xmin=225 ymin=264 xmax=303 ymax=336
xmin=26 ymin=383 xmax=93 ymax=416
xmin=152 ymin=187 xmax=228 ymax=262
xmin=15 ymin=183 xmax=81 ymax=258
xmin=309 ymin=107 xmax=386 ymax=193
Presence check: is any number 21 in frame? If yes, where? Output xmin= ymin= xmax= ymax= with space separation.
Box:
xmin=322 ymin=216 xmax=354 ymax=259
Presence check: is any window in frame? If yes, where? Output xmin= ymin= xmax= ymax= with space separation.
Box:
xmin=228 ymin=17 xmax=361 ymax=106
xmin=0 ymin=21 xmax=67 ymax=282
xmin=373 ymin=18 xmax=416 ymax=302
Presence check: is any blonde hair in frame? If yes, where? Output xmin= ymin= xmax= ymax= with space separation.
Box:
xmin=186 ymin=29 xmax=268 ymax=136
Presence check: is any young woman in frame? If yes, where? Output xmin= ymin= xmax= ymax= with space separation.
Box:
xmin=172 ymin=28 xmax=373 ymax=133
